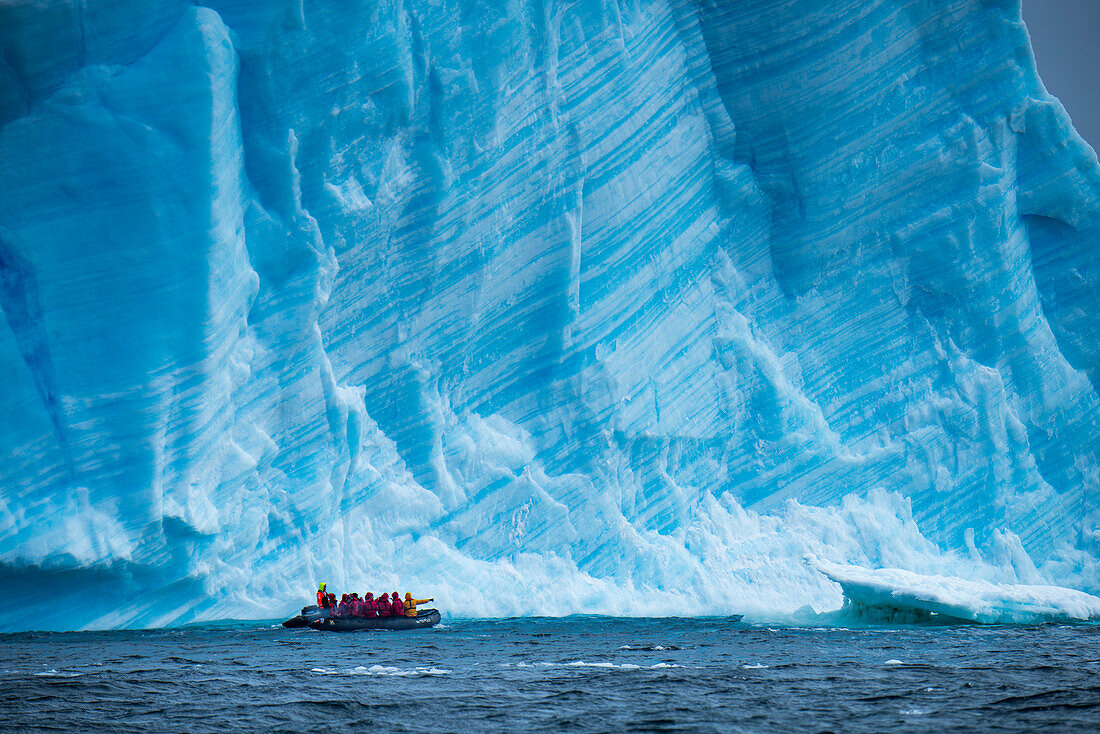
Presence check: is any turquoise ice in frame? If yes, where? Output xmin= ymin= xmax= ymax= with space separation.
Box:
xmin=0 ymin=0 xmax=1097 ymax=631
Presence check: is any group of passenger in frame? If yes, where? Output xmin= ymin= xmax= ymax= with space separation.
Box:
xmin=315 ymin=583 xmax=432 ymax=618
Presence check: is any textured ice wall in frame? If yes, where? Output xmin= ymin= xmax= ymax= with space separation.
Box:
xmin=0 ymin=0 xmax=1097 ymax=631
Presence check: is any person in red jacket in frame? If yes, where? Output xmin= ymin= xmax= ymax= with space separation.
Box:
xmin=376 ymin=593 xmax=391 ymax=617
xmin=316 ymin=583 xmax=328 ymax=609
xmin=390 ymin=591 xmax=404 ymax=617
xmin=347 ymin=593 xmax=361 ymax=616
xmin=361 ymin=592 xmax=377 ymax=618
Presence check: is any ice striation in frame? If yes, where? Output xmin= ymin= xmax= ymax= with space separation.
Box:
xmin=0 ymin=0 xmax=1098 ymax=631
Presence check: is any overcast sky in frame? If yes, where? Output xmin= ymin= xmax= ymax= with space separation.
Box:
xmin=1022 ymin=0 xmax=1100 ymax=151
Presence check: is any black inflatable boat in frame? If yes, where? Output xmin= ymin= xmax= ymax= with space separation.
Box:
xmin=308 ymin=609 xmax=441 ymax=631
xmin=283 ymin=605 xmax=325 ymax=628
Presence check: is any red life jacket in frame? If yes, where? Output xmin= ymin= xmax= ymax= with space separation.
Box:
xmin=391 ymin=598 xmax=404 ymax=616
xmin=362 ymin=598 xmax=376 ymax=617
xmin=317 ymin=590 xmax=327 ymax=608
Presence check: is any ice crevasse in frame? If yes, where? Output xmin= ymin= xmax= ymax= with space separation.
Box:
xmin=0 ymin=0 xmax=1097 ymax=631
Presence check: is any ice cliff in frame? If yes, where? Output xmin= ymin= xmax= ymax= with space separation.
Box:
xmin=0 ymin=0 xmax=1098 ymax=631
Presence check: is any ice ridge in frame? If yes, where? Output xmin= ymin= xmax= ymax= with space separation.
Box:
xmin=811 ymin=557 xmax=1100 ymax=624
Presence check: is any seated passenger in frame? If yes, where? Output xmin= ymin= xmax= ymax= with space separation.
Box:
xmin=348 ymin=593 xmax=361 ymax=616
xmin=390 ymin=591 xmax=404 ymax=617
xmin=361 ymin=593 xmax=377 ymax=618
xmin=403 ymin=592 xmax=434 ymax=617
xmin=376 ymin=593 xmax=391 ymax=617
xmin=337 ymin=594 xmax=350 ymax=616
xmin=325 ymin=592 xmax=337 ymax=617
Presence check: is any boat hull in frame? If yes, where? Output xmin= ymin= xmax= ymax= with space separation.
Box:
xmin=308 ymin=609 xmax=441 ymax=631
xmin=282 ymin=605 xmax=323 ymax=628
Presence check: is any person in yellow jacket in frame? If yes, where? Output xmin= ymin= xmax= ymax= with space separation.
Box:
xmin=403 ymin=592 xmax=433 ymax=617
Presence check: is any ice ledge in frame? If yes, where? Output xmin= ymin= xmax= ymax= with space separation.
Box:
xmin=809 ymin=556 xmax=1100 ymax=624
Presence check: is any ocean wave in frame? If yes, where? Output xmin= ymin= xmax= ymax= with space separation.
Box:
xmin=32 ymin=669 xmax=83 ymax=678
xmin=310 ymin=665 xmax=451 ymax=677
xmin=507 ymin=661 xmax=684 ymax=671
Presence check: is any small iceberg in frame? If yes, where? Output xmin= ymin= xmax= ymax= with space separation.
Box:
xmin=810 ymin=557 xmax=1100 ymax=624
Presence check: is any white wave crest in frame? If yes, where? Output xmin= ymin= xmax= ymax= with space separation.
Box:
xmin=311 ymin=665 xmax=450 ymax=677
xmin=511 ymin=660 xmax=684 ymax=670
xmin=33 ymin=669 xmax=82 ymax=678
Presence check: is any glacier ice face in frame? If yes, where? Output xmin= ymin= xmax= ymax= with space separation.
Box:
xmin=0 ymin=0 xmax=1097 ymax=631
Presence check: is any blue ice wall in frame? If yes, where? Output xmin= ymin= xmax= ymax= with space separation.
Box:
xmin=0 ymin=0 xmax=1097 ymax=631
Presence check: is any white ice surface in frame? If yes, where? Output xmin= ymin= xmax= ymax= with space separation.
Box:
xmin=812 ymin=557 xmax=1100 ymax=624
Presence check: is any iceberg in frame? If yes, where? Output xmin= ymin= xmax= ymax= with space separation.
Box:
xmin=811 ymin=557 xmax=1100 ymax=624
xmin=0 ymin=0 xmax=1097 ymax=631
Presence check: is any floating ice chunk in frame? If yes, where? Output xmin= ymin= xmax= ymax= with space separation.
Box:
xmin=811 ymin=558 xmax=1100 ymax=624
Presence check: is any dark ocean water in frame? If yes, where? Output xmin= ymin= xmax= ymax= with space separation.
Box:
xmin=1 ymin=616 xmax=1098 ymax=732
